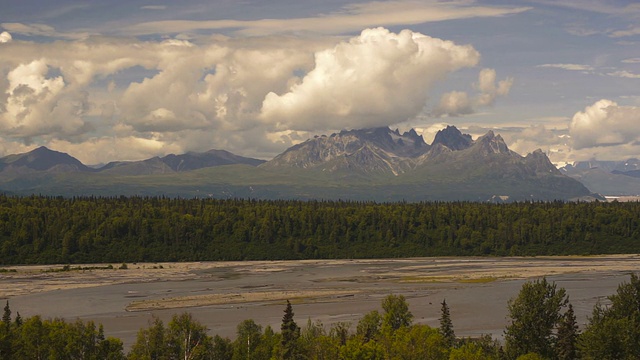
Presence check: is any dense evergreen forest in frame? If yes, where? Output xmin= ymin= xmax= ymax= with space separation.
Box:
xmin=1 ymin=195 xmax=639 ymax=264
xmin=2 ymin=275 xmax=640 ymax=359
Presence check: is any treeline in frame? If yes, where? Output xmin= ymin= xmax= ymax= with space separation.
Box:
xmin=2 ymin=275 xmax=640 ymax=359
xmin=1 ymin=195 xmax=640 ymax=264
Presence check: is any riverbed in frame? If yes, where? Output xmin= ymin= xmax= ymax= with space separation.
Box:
xmin=2 ymin=256 xmax=638 ymax=349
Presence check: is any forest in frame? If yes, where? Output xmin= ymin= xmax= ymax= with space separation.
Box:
xmin=1 ymin=274 xmax=639 ymax=359
xmin=0 ymin=195 xmax=639 ymax=264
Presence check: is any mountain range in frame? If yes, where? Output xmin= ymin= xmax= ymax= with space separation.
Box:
xmin=0 ymin=125 xmax=601 ymax=201
xmin=560 ymin=159 xmax=640 ymax=196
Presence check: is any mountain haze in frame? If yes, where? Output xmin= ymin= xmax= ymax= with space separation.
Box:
xmin=561 ymin=159 xmax=640 ymax=196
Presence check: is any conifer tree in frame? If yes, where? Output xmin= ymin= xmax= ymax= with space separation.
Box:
xmin=281 ymin=300 xmax=300 ymax=359
xmin=2 ymin=301 xmax=10 ymax=330
xmin=555 ymin=303 xmax=578 ymax=360
xmin=439 ymin=299 xmax=456 ymax=347
xmin=0 ymin=301 xmax=11 ymax=359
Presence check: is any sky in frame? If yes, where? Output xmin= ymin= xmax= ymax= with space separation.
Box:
xmin=0 ymin=0 xmax=639 ymax=166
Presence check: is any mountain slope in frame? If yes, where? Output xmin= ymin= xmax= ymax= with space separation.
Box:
xmin=0 ymin=146 xmax=91 ymax=174
xmin=99 ymin=149 xmax=266 ymax=175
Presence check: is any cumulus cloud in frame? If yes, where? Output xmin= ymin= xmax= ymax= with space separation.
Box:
xmin=433 ymin=91 xmax=473 ymax=118
xmin=1 ymin=59 xmax=81 ymax=138
xmin=622 ymin=58 xmax=640 ymax=64
xmin=0 ymin=25 xmax=510 ymax=164
xmin=433 ymin=68 xmax=512 ymax=117
xmin=476 ymin=68 xmax=513 ymax=106
xmin=260 ymin=27 xmax=480 ymax=130
xmin=570 ymin=99 xmax=640 ymax=150
xmin=0 ymin=33 xmax=328 ymax=162
xmin=0 ymin=31 xmax=11 ymax=43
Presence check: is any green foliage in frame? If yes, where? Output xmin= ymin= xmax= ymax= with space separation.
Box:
xmin=382 ymin=294 xmax=413 ymax=331
xmin=128 ymin=316 xmax=167 ymax=359
xmin=515 ymin=354 xmax=544 ymax=360
xmin=504 ymin=278 xmax=569 ymax=359
xmin=356 ymin=310 xmax=381 ymax=342
xmin=233 ymin=319 xmax=263 ymax=360
xmin=1 ymin=196 xmax=640 ymax=265
xmin=280 ymin=300 xmax=300 ymax=360
xmin=167 ymin=312 xmax=213 ymax=360
xmin=212 ymin=334 xmax=234 ymax=360
xmin=439 ymin=299 xmax=456 ymax=348
xmin=450 ymin=342 xmax=497 ymax=360
xmin=579 ymin=274 xmax=640 ymax=359
xmin=555 ymin=303 xmax=578 ymax=360
xmin=9 ymin=315 xmax=125 ymax=359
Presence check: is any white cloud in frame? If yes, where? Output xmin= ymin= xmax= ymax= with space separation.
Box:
xmin=124 ymin=1 xmax=530 ymax=37
xmin=610 ymin=26 xmax=640 ymax=38
xmin=0 ymin=31 xmax=11 ymax=43
xmin=1 ymin=59 xmax=80 ymax=138
xmin=0 ymin=24 xmax=517 ymax=164
xmin=48 ymin=136 xmax=183 ymax=164
xmin=475 ymin=68 xmax=513 ymax=106
xmin=1 ymin=22 xmax=89 ymax=40
xmin=537 ymin=63 xmax=595 ymax=72
xmin=260 ymin=28 xmax=480 ymax=131
xmin=622 ymin=58 xmax=640 ymax=64
xmin=0 ymin=33 xmax=330 ymax=162
xmin=433 ymin=68 xmax=512 ymax=117
xmin=141 ymin=5 xmax=167 ymax=11
xmin=433 ymin=91 xmax=473 ymax=118
xmin=607 ymin=71 xmax=640 ymax=79
xmin=570 ymin=99 xmax=640 ymax=150
xmin=531 ymin=0 xmax=640 ymax=17
xmin=414 ymin=122 xmax=450 ymax=144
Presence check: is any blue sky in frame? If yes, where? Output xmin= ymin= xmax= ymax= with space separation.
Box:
xmin=0 ymin=0 xmax=639 ymax=165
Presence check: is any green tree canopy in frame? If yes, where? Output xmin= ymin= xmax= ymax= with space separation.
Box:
xmin=381 ymin=294 xmax=413 ymax=331
xmin=504 ymin=277 xmax=569 ymax=359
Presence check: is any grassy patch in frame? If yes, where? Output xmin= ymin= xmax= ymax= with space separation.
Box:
xmin=43 ymin=264 xmax=114 ymax=273
xmin=457 ymin=277 xmax=497 ymax=284
xmin=400 ymin=276 xmax=448 ymax=283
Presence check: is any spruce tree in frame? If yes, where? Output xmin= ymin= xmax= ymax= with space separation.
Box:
xmin=281 ymin=300 xmax=300 ymax=359
xmin=0 ymin=301 xmax=10 ymax=360
xmin=555 ymin=303 xmax=578 ymax=360
xmin=439 ymin=299 xmax=455 ymax=348
xmin=2 ymin=301 xmax=10 ymax=330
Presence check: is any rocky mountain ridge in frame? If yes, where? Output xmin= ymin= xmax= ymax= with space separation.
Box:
xmin=0 ymin=125 xmax=599 ymax=201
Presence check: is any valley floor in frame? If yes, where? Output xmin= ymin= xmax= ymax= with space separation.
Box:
xmin=2 ymin=255 xmax=639 ymax=349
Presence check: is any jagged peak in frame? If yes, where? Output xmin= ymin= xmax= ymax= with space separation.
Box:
xmin=474 ymin=130 xmax=510 ymax=155
xmin=528 ymin=149 xmax=546 ymax=156
xmin=480 ymin=130 xmax=496 ymax=139
xmin=432 ymin=125 xmax=473 ymax=151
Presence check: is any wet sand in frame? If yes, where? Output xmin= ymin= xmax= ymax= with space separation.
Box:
xmin=2 ymin=256 xmax=639 ymax=349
